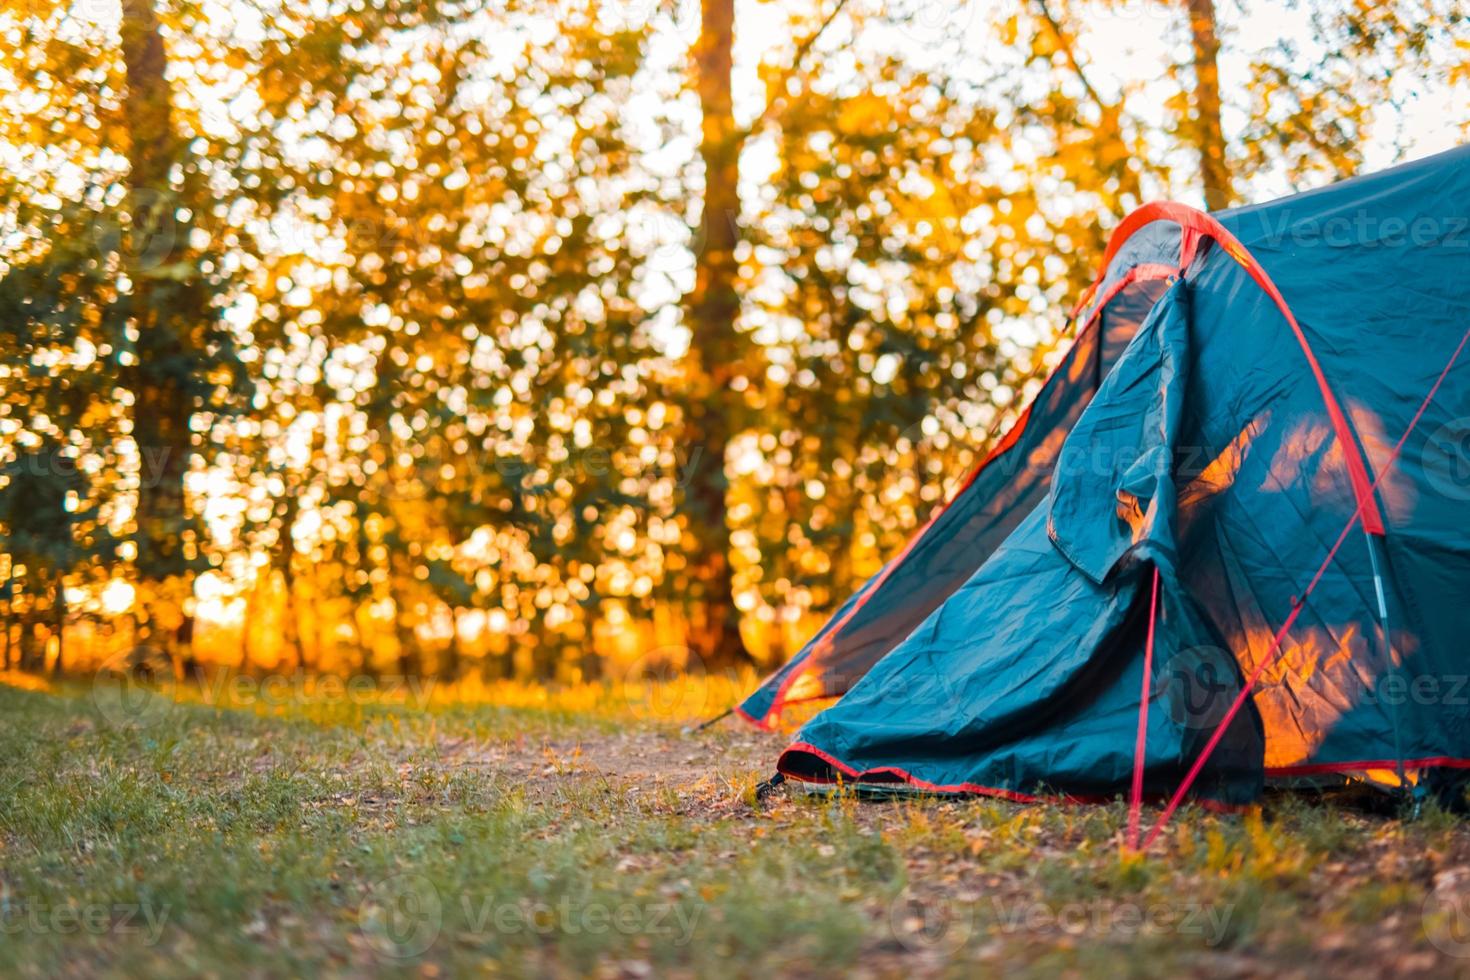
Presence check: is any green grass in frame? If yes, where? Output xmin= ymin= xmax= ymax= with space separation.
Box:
xmin=2 ymin=679 xmax=1469 ymax=978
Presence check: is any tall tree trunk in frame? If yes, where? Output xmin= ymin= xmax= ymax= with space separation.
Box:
xmin=50 ymin=577 xmax=66 ymax=676
xmin=1184 ymin=0 xmax=1233 ymax=209
xmin=120 ymin=0 xmax=198 ymax=680
xmin=684 ymin=0 xmax=749 ymax=670
xmin=393 ymin=566 xmax=419 ymax=678
xmin=275 ymin=487 xmax=302 ymax=672
xmin=1 ymin=567 xmax=12 ymax=671
xmin=444 ymin=606 xmax=461 ymax=682
xmin=18 ymin=608 xmax=38 ymax=674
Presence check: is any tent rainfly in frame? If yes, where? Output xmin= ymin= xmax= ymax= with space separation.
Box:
xmin=734 ymin=145 xmax=1470 ymax=844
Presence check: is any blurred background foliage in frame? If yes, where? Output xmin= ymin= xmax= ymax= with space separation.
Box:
xmin=0 ymin=0 xmax=1465 ymax=683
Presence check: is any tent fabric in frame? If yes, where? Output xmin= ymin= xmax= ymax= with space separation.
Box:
xmin=735 ymin=261 xmax=1169 ymax=727
xmin=752 ymin=144 xmax=1470 ymax=805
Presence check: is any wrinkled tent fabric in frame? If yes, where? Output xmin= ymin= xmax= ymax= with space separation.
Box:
xmin=742 ymin=144 xmax=1470 ymax=806
xmin=734 ymin=249 xmax=1174 ymax=728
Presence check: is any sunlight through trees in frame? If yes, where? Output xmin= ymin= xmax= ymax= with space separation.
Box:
xmin=0 ymin=0 xmax=1465 ymax=681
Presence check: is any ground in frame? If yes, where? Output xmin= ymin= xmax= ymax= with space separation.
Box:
xmin=3 ymin=674 xmax=1470 ymax=978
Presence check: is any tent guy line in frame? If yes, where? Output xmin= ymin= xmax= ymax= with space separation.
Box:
xmin=730 ymin=144 xmax=1470 ymax=822
xmin=1141 ymin=309 xmax=1470 ymax=850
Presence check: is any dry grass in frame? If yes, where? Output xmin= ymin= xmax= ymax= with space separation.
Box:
xmin=2 ymin=672 xmax=1470 ymax=978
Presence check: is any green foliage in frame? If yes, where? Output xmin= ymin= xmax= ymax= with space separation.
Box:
xmin=0 ymin=0 xmax=1465 ymax=676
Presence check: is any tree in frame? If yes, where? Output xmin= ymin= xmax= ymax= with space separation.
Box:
xmin=229 ymin=0 xmax=663 ymax=680
xmin=681 ymin=0 xmax=749 ymax=667
xmin=1183 ymin=0 xmax=1232 ymax=208
xmin=111 ymin=0 xmax=248 ymax=677
xmin=726 ymin=3 xmax=1148 ymax=650
xmin=0 ymin=448 xmax=113 ymax=672
xmin=117 ymin=0 xmax=205 ymax=676
xmin=0 ymin=3 xmax=138 ymax=672
xmin=1 ymin=0 xmax=1467 ymax=683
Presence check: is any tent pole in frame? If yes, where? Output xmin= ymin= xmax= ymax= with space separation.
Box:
xmin=1365 ymin=532 xmax=1407 ymax=794
xmin=1125 ymin=567 xmax=1161 ymax=854
xmin=1144 ymin=317 xmax=1470 ymax=849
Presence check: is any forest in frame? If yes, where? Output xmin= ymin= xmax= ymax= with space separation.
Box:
xmin=1 ymin=0 xmax=1466 ymax=687
xmin=7 ymin=3 xmax=1470 ymax=978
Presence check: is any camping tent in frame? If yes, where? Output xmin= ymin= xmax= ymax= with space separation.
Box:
xmin=738 ymin=145 xmax=1470 ymax=828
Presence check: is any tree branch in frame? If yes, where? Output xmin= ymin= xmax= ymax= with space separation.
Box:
xmin=1034 ymin=0 xmax=1111 ymax=114
xmin=738 ymin=0 xmax=852 ymax=140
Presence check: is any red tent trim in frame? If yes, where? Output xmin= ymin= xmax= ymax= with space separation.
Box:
xmin=1142 ymin=316 xmax=1470 ymax=848
xmin=1268 ymin=758 xmax=1470 ymax=777
xmin=778 ymin=740 xmax=1246 ymax=814
xmin=1084 ymin=201 xmax=1386 ymax=535
xmin=746 ymin=263 xmax=1183 ymax=727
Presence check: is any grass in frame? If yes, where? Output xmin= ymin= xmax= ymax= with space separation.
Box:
xmin=1 ymin=675 xmax=1469 ymax=978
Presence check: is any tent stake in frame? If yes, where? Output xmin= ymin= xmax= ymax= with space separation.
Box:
xmin=754 ymin=772 xmax=785 ymax=804
xmin=683 ymin=706 xmax=733 ymax=735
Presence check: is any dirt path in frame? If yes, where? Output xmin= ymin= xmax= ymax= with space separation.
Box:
xmin=435 ymin=722 xmax=788 ymax=797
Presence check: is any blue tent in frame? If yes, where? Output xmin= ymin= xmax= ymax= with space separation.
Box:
xmin=740 ymin=146 xmax=1470 ymax=823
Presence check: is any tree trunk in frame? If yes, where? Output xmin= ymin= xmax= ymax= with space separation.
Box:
xmin=683 ymin=0 xmax=749 ymax=670
xmin=18 ymin=611 xmax=38 ymax=674
xmin=444 ymin=606 xmax=461 ymax=682
xmin=50 ymin=577 xmax=66 ymax=676
xmin=120 ymin=0 xmax=198 ymax=680
xmin=1184 ymin=0 xmax=1233 ymax=209
xmin=1 ymin=568 xmax=12 ymax=671
xmin=394 ymin=572 xmax=419 ymax=678
xmin=275 ymin=488 xmax=302 ymax=672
